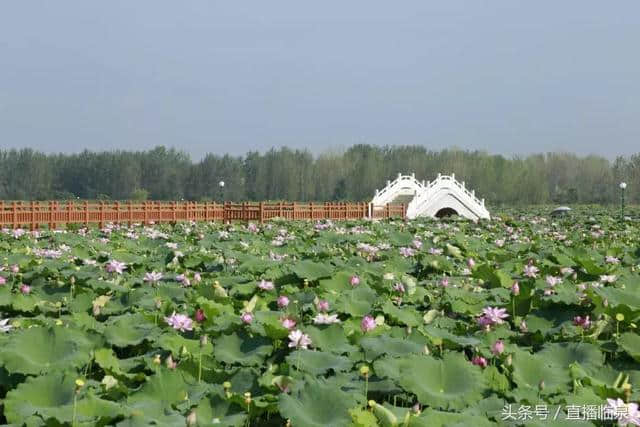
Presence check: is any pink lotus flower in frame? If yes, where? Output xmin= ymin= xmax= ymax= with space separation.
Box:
xmin=164 ymin=312 xmax=193 ymax=332
xmin=144 ymin=271 xmax=163 ymax=283
xmin=105 ymin=260 xmax=126 ymax=274
xmin=316 ymin=300 xmax=329 ymax=312
xmin=412 ymin=239 xmax=423 ymax=249
xmin=288 ymin=329 xmax=312 ymax=349
xmin=281 ymin=317 xmax=297 ymax=329
xmin=349 ymin=275 xmax=360 ymax=287
xmin=428 ymin=247 xmax=443 ymax=255
xmin=193 ymin=273 xmax=201 ymax=283
xmin=393 ymin=282 xmax=405 ymax=293
xmin=467 ymin=258 xmax=476 ymax=269
xmin=471 ymin=356 xmax=488 ymax=368
xmin=313 ymin=313 xmax=341 ymax=325
xmin=511 ymin=282 xmax=520 ymax=296
xmin=277 ymin=295 xmax=290 ymax=308
xmin=478 ymin=307 xmax=509 ymax=328
xmin=195 ymin=309 xmax=206 ymax=323
xmin=175 ymin=274 xmax=191 ymax=287
xmin=399 ymin=247 xmax=416 ymax=257
xmin=258 ymin=280 xmax=274 ymax=291
xmin=491 ymin=340 xmax=505 ymax=356
xmin=10 ymin=264 xmax=19 ymax=274
xmin=605 ymin=256 xmax=620 ymax=264
xmin=545 ymin=275 xmax=562 ymax=287
xmin=241 ymin=312 xmax=253 ymax=324
xmin=523 ymin=264 xmax=539 ymax=278
xmin=600 ymin=275 xmax=617 ymax=284
xmin=573 ymin=316 xmax=591 ymax=329
xmin=605 ymin=398 xmax=640 ymax=426
xmin=439 ymin=277 xmax=450 ymax=288
xmin=20 ymin=284 xmax=30 ymax=294
xmin=361 ymin=315 xmax=376 ymax=333
xmin=0 ymin=276 xmax=6 ymax=286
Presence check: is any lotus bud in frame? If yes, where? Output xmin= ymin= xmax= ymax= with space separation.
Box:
xmin=155 ymin=298 xmax=162 ymax=309
xmin=505 ymin=353 xmax=512 ymax=366
xmin=186 ymin=410 xmax=197 ymax=427
xmin=623 ymin=383 xmax=632 ymax=402
xmin=70 ymin=276 xmax=76 ymax=285
xmin=412 ymin=403 xmax=421 ymax=414
xmin=511 ymin=282 xmax=520 ymax=296
xmin=180 ymin=345 xmax=189 ymax=357
xmin=243 ymin=391 xmax=252 ymax=405
xmin=166 ymin=355 xmax=177 ymax=369
xmin=538 ymin=380 xmax=545 ymax=391
xmin=153 ymin=354 xmax=161 ymax=365
xmin=200 ymin=334 xmax=208 ymax=347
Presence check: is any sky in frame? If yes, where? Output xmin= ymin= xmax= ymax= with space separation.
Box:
xmin=1 ymin=1 xmax=639 ymax=160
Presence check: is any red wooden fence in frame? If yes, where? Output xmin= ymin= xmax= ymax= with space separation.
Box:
xmin=0 ymin=201 xmax=406 ymax=230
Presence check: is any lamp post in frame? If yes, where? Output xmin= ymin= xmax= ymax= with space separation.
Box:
xmin=218 ymin=181 xmax=225 ymax=203
xmin=620 ymin=182 xmax=627 ymax=222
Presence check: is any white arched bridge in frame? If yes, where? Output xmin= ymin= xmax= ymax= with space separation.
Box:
xmin=370 ymin=173 xmax=490 ymax=221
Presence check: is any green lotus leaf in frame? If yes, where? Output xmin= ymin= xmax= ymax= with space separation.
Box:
xmin=319 ymin=270 xmax=357 ymax=292
xmin=373 ymin=353 xmax=486 ymax=410
xmin=511 ymin=349 xmax=570 ymax=394
xmin=537 ymin=342 xmax=604 ymax=372
xmin=126 ymin=370 xmax=198 ymax=424
xmin=286 ymin=350 xmax=352 ymax=375
xmin=423 ymin=325 xmax=481 ymax=348
xmin=381 ymin=301 xmax=421 ymax=327
xmin=104 ymin=313 xmax=158 ymax=347
xmin=291 ymin=260 xmax=333 ymax=280
xmin=340 ymin=285 xmax=378 ymax=317
xmin=304 ymin=324 xmax=356 ymax=354
xmin=4 ymin=372 xmax=127 ymax=424
xmin=156 ymin=333 xmax=214 ymax=356
xmin=0 ymin=326 xmax=95 ymax=375
xmin=278 ymin=379 xmax=359 ymax=427
xmin=412 ymin=409 xmax=494 ymax=427
xmin=213 ymin=332 xmax=273 ymax=366
xmin=360 ymin=335 xmax=425 ymax=360
xmin=195 ymin=392 xmax=247 ymax=427
xmin=619 ymin=332 xmax=640 ymax=362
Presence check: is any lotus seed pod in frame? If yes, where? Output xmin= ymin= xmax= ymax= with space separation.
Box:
xmin=153 ymin=354 xmax=161 ymax=365
xmin=223 ymin=381 xmax=231 ymax=389
xmin=360 ymin=365 xmax=370 ymax=377
xmin=616 ymin=313 xmax=625 ymax=322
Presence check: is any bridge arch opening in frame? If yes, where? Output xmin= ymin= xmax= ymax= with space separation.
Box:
xmin=435 ymin=207 xmax=458 ymax=218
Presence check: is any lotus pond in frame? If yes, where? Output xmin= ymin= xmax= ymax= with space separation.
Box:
xmin=1 ymin=207 xmax=640 ymax=426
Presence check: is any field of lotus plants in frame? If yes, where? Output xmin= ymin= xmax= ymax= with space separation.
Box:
xmin=1 ymin=206 xmax=640 ymax=426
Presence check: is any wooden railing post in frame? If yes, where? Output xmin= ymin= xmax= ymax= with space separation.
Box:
xmin=172 ymin=201 xmax=177 ymax=223
xmin=99 ymin=201 xmax=104 ymax=228
xmin=127 ymin=201 xmax=133 ymax=226
xmin=292 ymin=202 xmax=297 ymax=220
xmin=84 ymin=201 xmax=89 ymax=227
xmin=143 ymin=201 xmax=148 ymax=225
xmin=259 ymin=201 xmax=264 ymax=223
xmin=115 ymin=201 xmax=120 ymax=225
xmin=29 ymin=201 xmax=35 ymax=231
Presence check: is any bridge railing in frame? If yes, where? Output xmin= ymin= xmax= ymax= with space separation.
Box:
xmin=0 ymin=200 xmax=406 ymax=230
xmin=372 ymin=173 xmax=424 ymax=206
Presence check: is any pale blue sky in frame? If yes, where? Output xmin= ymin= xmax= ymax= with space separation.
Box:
xmin=1 ymin=1 xmax=639 ymax=159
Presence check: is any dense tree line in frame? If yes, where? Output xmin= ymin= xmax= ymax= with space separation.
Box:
xmin=0 ymin=145 xmax=637 ymax=206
